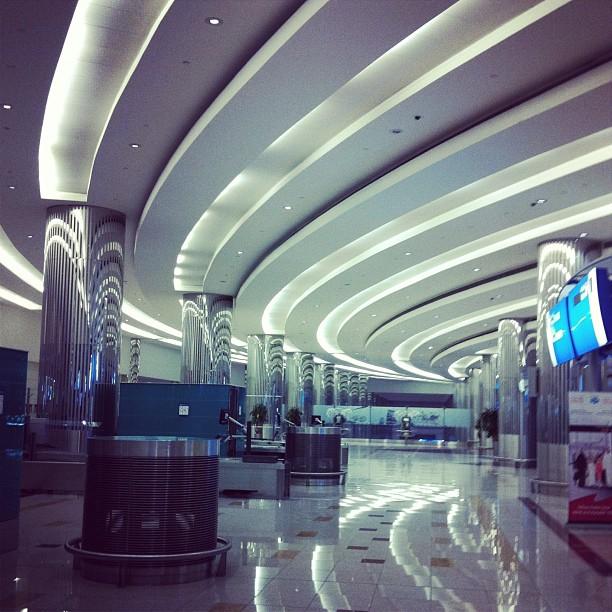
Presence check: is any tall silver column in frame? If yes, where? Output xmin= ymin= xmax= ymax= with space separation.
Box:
xmin=301 ymin=354 xmax=315 ymax=425
xmin=39 ymin=205 xmax=125 ymax=454
xmin=285 ymin=352 xmax=303 ymax=412
xmin=129 ymin=338 xmax=141 ymax=383
xmin=358 ymin=375 xmax=368 ymax=406
xmin=536 ymin=240 xmax=598 ymax=483
xmin=480 ymin=355 xmax=497 ymax=411
xmin=337 ymin=371 xmax=349 ymax=406
xmin=498 ymin=320 xmax=526 ymax=461
xmin=468 ymin=366 xmax=482 ymax=442
xmin=323 ymin=364 xmax=336 ymax=405
xmin=349 ymin=374 xmax=360 ymax=405
xmin=180 ymin=293 xmax=207 ymax=383
xmin=313 ymin=363 xmax=323 ymax=406
xmin=204 ymin=294 xmax=233 ymax=384
xmin=246 ymin=334 xmax=284 ymax=424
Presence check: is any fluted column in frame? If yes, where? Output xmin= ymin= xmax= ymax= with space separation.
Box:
xmin=180 ymin=293 xmax=207 ymax=383
xmin=349 ymin=374 xmax=360 ymax=405
xmin=498 ymin=320 xmax=526 ymax=460
xmin=129 ymin=338 xmax=141 ymax=383
xmin=301 ymin=354 xmax=315 ymax=425
xmin=246 ymin=334 xmax=284 ymax=424
xmin=204 ymin=294 xmax=233 ymax=384
xmin=358 ymin=375 xmax=368 ymax=406
xmin=285 ymin=352 xmax=303 ymax=412
xmin=323 ymin=364 xmax=336 ymax=405
xmin=313 ymin=363 xmax=323 ymax=406
xmin=337 ymin=371 xmax=349 ymax=406
xmin=536 ymin=240 xmax=599 ymax=482
xmin=480 ymin=355 xmax=497 ymax=412
xmin=39 ymin=205 xmax=125 ymax=454
xmin=468 ymin=366 xmax=482 ymax=441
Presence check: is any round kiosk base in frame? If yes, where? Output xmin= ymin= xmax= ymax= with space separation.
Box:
xmin=65 ymin=537 xmax=232 ymax=586
xmin=291 ymin=470 xmax=346 ymax=486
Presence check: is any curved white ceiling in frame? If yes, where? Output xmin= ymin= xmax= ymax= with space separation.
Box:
xmin=2 ymin=0 xmax=612 ymax=382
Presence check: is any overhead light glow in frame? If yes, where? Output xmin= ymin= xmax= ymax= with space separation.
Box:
xmin=283 ymin=205 xmax=292 ymax=210
xmin=130 ymin=143 xmax=141 ymax=149
xmin=579 ymin=232 xmax=588 ymax=238
xmin=2 ymin=104 xmax=11 ymax=110
xmin=207 ymin=17 xmax=222 ymax=25
xmin=0 ymin=286 xmax=41 ymax=310
xmin=473 ymin=267 xmax=481 ymax=272
xmin=158 ymin=337 xmax=182 ymax=347
xmin=38 ymin=0 xmax=173 ymax=201
xmin=8 ymin=185 xmax=16 ymax=190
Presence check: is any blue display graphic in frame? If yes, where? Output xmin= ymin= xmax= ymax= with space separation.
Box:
xmin=568 ymin=267 xmax=612 ymax=357
xmin=546 ymin=298 xmax=576 ymax=366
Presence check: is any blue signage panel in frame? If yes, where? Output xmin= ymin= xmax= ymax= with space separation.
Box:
xmin=546 ymin=298 xmax=576 ymax=366
xmin=568 ymin=267 xmax=612 ymax=357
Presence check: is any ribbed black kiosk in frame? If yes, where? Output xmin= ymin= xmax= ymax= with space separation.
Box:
xmin=286 ymin=426 xmax=345 ymax=485
xmin=66 ymin=436 xmax=230 ymax=585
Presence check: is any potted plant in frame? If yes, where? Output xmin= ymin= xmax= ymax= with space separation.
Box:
xmin=286 ymin=407 xmax=302 ymax=426
xmin=475 ymin=409 xmax=498 ymax=452
xmin=250 ymin=403 xmax=268 ymax=438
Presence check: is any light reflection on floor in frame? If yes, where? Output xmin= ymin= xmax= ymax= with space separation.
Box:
xmin=2 ymin=444 xmax=612 ymax=611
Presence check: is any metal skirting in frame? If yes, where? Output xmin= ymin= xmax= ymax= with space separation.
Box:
xmin=219 ymin=458 xmax=289 ymax=499
xmin=66 ymin=536 xmax=231 ymax=586
xmin=493 ymin=456 xmax=537 ymax=469
xmin=530 ymin=478 xmax=568 ymax=497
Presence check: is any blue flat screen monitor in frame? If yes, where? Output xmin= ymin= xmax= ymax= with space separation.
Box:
xmin=567 ymin=267 xmax=612 ymax=357
xmin=546 ymin=298 xmax=576 ymax=366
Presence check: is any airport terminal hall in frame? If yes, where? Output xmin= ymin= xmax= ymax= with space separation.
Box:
xmin=3 ymin=1 xmax=612 ymax=611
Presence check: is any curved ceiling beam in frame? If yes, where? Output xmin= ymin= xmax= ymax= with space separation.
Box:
xmin=135 ymin=0 xmax=329 ymax=261
xmin=391 ymin=296 xmax=538 ymax=380
xmin=39 ymin=0 xmax=173 ymax=200
xmin=191 ymin=0 xmax=566 ymax=294
xmin=246 ymin=64 xmax=611 ymax=336
xmin=318 ymin=195 xmax=612 ymax=370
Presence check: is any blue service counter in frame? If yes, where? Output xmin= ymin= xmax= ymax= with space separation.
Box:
xmin=117 ymin=383 xmax=246 ymax=456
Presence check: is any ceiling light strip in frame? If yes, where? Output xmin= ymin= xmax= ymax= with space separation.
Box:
xmin=0 ymin=286 xmax=42 ymax=311
xmin=39 ymin=0 xmax=174 ymax=200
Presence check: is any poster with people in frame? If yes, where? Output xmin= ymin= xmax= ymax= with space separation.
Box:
xmin=568 ymin=392 xmax=612 ymax=523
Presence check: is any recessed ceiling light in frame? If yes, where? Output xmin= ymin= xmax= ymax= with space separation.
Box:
xmin=428 ymin=346 xmax=434 ymax=350
xmin=390 ymin=128 xmax=403 ymax=134
xmin=371 ymin=314 xmax=377 ymax=317
xmin=283 ymin=205 xmax=292 ymax=210
xmin=237 ymin=250 xmax=243 ymax=255
xmin=207 ymin=17 xmax=222 ymax=25
xmin=579 ymin=232 xmax=588 ymax=238
xmin=473 ymin=267 xmax=481 ymax=272
xmin=414 ymin=115 xmax=422 ymax=121
xmin=27 ymin=234 xmax=32 ymax=239
xmin=434 ymin=315 xmax=439 ymax=319
xmin=2 ymin=104 xmax=12 ymax=110
xmin=129 ymin=143 xmax=140 ymax=149
xmin=8 ymin=185 xmax=15 ymax=190
xmin=535 ymin=198 xmax=547 ymax=204
xmin=405 ymin=251 xmax=412 ymax=256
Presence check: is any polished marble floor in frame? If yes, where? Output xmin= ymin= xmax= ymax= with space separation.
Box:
xmin=2 ymin=444 xmax=612 ymax=611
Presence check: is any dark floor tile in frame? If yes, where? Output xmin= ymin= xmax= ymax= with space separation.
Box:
xmin=347 ymin=545 xmax=369 ymax=550
xmin=273 ymin=549 xmax=300 ymax=560
xmin=359 ymin=527 xmax=377 ymax=532
xmin=431 ymin=557 xmax=453 ymax=567
xmin=297 ymin=530 xmax=318 ymax=537
xmin=368 ymin=514 xmax=384 ymax=517
xmin=361 ymin=558 xmax=385 ymax=564
xmin=433 ymin=537 xmax=451 ymax=545
xmin=432 ymin=522 xmax=447 ymax=527
xmin=380 ymin=521 xmax=393 ymax=525
xmin=314 ymin=515 xmax=334 ymax=522
xmin=328 ymin=504 xmax=340 ymax=509
xmin=372 ymin=537 xmax=390 ymax=542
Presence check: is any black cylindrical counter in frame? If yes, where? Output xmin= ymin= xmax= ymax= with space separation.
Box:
xmin=286 ymin=426 xmax=343 ymax=485
xmin=72 ymin=436 xmax=226 ymax=584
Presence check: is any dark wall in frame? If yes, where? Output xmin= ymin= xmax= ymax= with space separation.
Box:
xmin=0 ymin=347 xmax=27 ymax=552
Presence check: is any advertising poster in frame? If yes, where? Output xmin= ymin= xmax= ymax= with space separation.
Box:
xmin=568 ymin=391 xmax=612 ymax=523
